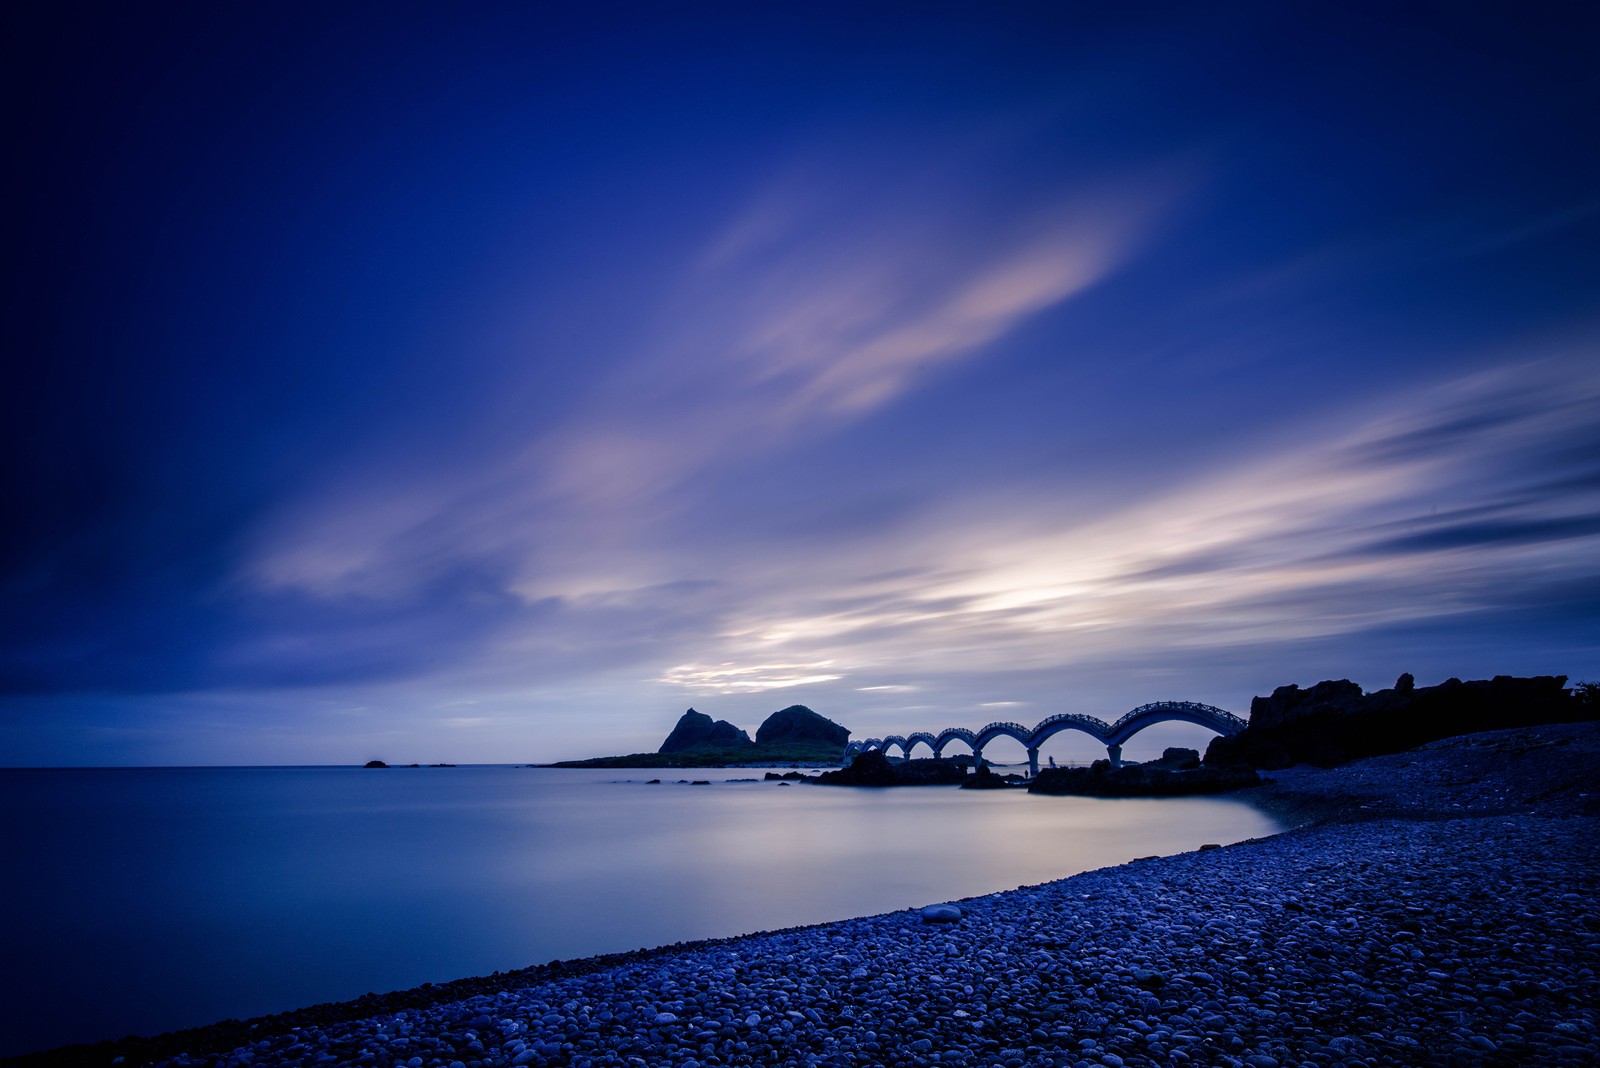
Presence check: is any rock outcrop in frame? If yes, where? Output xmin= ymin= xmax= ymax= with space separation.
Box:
xmin=1028 ymin=761 xmax=1260 ymax=797
xmin=959 ymin=763 xmax=1016 ymax=790
xmin=814 ymin=750 xmax=900 ymax=786
xmin=658 ymin=709 xmax=753 ymax=754
xmin=813 ymin=751 xmax=967 ymax=787
xmin=1143 ymin=747 xmax=1201 ymax=771
xmin=1204 ymin=673 xmax=1583 ymax=770
xmin=755 ymin=705 xmax=850 ymax=748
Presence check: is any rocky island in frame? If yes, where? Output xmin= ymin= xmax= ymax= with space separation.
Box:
xmin=549 ymin=705 xmax=850 ymax=768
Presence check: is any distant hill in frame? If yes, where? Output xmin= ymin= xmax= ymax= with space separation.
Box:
xmin=550 ymin=704 xmax=850 ymax=768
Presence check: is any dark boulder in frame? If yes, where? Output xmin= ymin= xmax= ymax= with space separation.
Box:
xmin=1029 ymin=761 xmax=1260 ymax=797
xmin=815 ymin=750 xmax=900 ymax=786
xmin=755 ymin=705 xmax=850 ymax=748
xmin=659 ymin=709 xmax=753 ymax=753
xmin=814 ymin=752 xmax=967 ymax=787
xmin=892 ymin=758 xmax=970 ymax=785
xmin=1146 ymin=747 xmax=1201 ymax=770
xmin=960 ymin=763 xmax=1014 ymax=789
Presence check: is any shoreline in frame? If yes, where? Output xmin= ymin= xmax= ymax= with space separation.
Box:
xmin=8 ymin=722 xmax=1597 ymax=1068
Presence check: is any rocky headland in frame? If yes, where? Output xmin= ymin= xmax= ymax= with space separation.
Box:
xmin=18 ymin=719 xmax=1597 ymax=1068
xmin=1015 ymin=673 xmax=1587 ymax=799
xmin=1203 ymin=672 xmax=1580 ymax=769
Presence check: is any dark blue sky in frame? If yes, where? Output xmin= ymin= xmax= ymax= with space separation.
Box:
xmin=4 ymin=2 xmax=1598 ymax=764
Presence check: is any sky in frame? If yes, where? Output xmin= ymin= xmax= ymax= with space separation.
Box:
xmin=3 ymin=2 xmax=1598 ymax=766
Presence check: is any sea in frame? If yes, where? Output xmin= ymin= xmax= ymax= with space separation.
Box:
xmin=0 ymin=766 xmax=1282 ymax=1057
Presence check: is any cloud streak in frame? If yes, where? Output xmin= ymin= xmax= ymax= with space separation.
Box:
xmin=247 ymin=140 xmax=1174 ymax=613
xmin=671 ymin=348 xmax=1600 ymax=699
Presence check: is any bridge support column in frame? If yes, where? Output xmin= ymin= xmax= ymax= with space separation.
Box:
xmin=1027 ymin=747 xmax=1039 ymax=778
xmin=1107 ymin=744 xmax=1122 ymax=769
xmin=971 ymin=748 xmax=983 ymax=774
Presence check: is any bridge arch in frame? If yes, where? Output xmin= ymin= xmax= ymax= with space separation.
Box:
xmin=841 ymin=738 xmax=881 ymax=760
xmin=973 ymin=721 xmax=1032 ymax=751
xmin=840 ymin=700 xmax=1247 ymax=775
xmin=1099 ymin=701 xmax=1247 ymax=748
xmin=1028 ymin=712 xmax=1116 ymax=748
xmin=931 ymin=727 xmax=977 ymax=758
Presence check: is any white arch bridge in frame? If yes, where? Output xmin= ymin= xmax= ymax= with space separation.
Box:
xmin=841 ymin=701 xmax=1248 ymax=777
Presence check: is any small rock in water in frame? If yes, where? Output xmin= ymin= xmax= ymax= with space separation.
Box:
xmin=921 ymin=903 xmax=963 ymax=923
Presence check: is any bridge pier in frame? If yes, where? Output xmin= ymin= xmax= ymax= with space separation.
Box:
xmin=1027 ymin=747 xmax=1039 ymax=778
xmin=1107 ymin=744 xmax=1122 ymax=769
xmin=971 ymin=748 xmax=983 ymax=774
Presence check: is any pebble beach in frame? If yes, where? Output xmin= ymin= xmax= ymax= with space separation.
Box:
xmin=12 ymin=723 xmax=1598 ymax=1068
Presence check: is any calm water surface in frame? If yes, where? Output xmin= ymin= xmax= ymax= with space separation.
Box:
xmin=0 ymin=766 xmax=1281 ymax=1055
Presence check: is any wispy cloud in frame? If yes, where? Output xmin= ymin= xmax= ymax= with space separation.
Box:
xmin=687 ymin=347 xmax=1600 ymax=689
xmin=658 ymin=660 xmax=845 ymax=694
xmin=246 ymin=140 xmax=1177 ymax=615
xmin=520 ymin=166 xmax=1168 ymax=528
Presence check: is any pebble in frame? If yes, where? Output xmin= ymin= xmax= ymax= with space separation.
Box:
xmin=105 ymin=723 xmax=1600 ymax=1068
